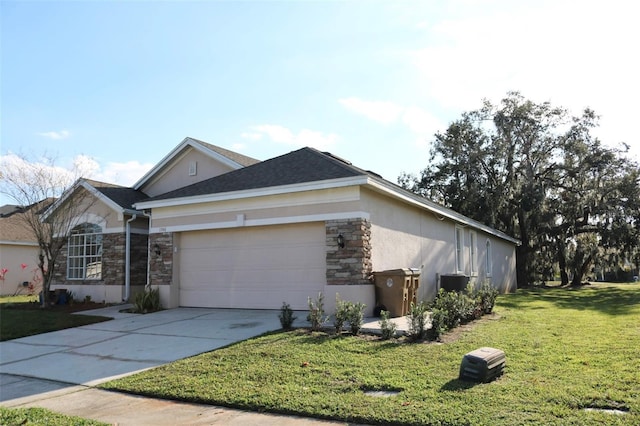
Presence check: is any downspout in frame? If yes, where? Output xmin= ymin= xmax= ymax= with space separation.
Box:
xmin=125 ymin=214 xmax=137 ymax=302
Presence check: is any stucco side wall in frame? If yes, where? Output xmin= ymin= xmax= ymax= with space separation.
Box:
xmin=0 ymin=243 xmax=42 ymax=295
xmin=141 ymin=148 xmax=237 ymax=197
xmin=360 ymin=188 xmax=517 ymax=301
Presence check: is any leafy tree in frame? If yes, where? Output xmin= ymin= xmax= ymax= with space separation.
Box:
xmin=0 ymin=154 xmax=96 ymax=307
xmin=402 ymin=92 xmax=639 ymax=286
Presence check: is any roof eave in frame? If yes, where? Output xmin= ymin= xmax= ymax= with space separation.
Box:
xmin=134 ymin=175 xmax=370 ymax=210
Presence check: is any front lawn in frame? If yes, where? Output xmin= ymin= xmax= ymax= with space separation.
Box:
xmin=102 ymin=283 xmax=640 ymax=425
xmin=0 ymin=295 xmax=111 ymax=341
xmin=0 ymin=407 xmax=108 ymax=426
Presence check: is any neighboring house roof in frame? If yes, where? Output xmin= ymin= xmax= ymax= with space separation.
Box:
xmin=132 ymin=137 xmax=260 ymax=191
xmin=0 ymin=200 xmax=54 ymax=244
xmin=136 ymin=147 xmax=521 ymax=245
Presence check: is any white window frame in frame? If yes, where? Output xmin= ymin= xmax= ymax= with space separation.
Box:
xmin=67 ymin=223 xmax=103 ymax=280
xmin=485 ymin=239 xmax=493 ymax=277
xmin=455 ymin=225 xmax=465 ymax=273
xmin=469 ymin=230 xmax=478 ymax=276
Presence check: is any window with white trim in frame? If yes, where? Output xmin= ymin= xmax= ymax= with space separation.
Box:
xmin=455 ymin=226 xmax=464 ymax=273
xmin=485 ymin=239 xmax=493 ymax=277
xmin=469 ymin=230 xmax=478 ymax=276
xmin=67 ymin=223 xmax=103 ymax=280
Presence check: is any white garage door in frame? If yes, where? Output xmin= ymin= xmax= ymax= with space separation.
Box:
xmin=179 ymin=223 xmax=326 ymax=310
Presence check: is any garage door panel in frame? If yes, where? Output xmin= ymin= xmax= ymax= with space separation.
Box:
xmin=179 ymin=223 xmax=325 ymax=310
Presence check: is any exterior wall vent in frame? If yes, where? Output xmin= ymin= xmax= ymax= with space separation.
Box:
xmin=188 ymin=161 xmax=197 ymax=176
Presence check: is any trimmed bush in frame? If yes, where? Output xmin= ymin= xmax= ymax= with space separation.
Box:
xmin=378 ymin=310 xmax=397 ymax=340
xmin=279 ymin=302 xmax=297 ymax=330
xmin=407 ymin=301 xmax=428 ymax=341
xmin=477 ymin=281 xmax=499 ymax=313
xmin=347 ymin=301 xmax=365 ymax=335
xmin=307 ymin=292 xmax=328 ymax=332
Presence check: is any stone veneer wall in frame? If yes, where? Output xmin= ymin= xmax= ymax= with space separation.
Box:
xmin=53 ymin=232 xmax=148 ymax=286
xmin=149 ymin=233 xmax=174 ymax=286
xmin=326 ymin=218 xmax=372 ymax=285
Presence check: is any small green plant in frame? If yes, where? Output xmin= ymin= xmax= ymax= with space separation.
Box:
xmin=84 ymin=295 xmax=92 ymax=304
xmin=426 ymin=307 xmax=448 ymax=340
xmin=477 ymin=280 xmax=499 ymax=313
xmin=347 ymin=301 xmax=365 ymax=335
xmin=307 ymin=292 xmax=327 ymax=331
xmin=334 ymin=295 xmax=349 ymax=334
xmin=378 ymin=310 xmax=397 ymax=340
xmin=279 ymin=302 xmax=297 ymax=330
xmin=133 ymin=287 xmax=161 ymax=314
xmin=407 ymin=301 xmax=428 ymax=341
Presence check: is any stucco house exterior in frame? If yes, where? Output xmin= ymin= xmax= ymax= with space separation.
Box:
xmin=0 ymin=204 xmax=44 ymax=295
xmin=50 ymin=137 xmax=519 ymax=314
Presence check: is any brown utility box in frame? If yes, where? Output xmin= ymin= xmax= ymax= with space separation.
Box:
xmin=459 ymin=347 xmax=506 ymax=382
xmin=373 ymin=268 xmax=420 ymax=317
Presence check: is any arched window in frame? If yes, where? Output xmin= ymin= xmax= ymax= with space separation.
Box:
xmin=67 ymin=223 xmax=103 ymax=280
xmin=485 ymin=239 xmax=493 ymax=277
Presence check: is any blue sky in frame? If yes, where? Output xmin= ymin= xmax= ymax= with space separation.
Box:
xmin=2 ymin=0 xmax=639 ymax=202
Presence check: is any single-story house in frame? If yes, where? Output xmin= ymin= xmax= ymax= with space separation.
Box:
xmin=0 ymin=203 xmax=44 ymax=295
xmin=50 ymin=137 xmax=519 ymax=314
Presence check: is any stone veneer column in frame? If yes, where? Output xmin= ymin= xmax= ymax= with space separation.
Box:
xmin=326 ymin=218 xmax=372 ymax=285
xmin=149 ymin=233 xmax=173 ymax=286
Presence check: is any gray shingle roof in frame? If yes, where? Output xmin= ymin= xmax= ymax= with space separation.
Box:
xmin=147 ymin=147 xmax=367 ymax=201
xmin=85 ymin=180 xmax=149 ymax=210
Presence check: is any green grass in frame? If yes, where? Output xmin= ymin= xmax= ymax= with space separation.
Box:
xmin=0 ymin=296 xmax=111 ymax=341
xmin=0 ymin=407 xmax=108 ymax=426
xmin=102 ymin=283 xmax=640 ymax=425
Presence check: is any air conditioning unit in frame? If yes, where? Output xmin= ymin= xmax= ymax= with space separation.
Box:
xmin=440 ymin=274 xmax=470 ymax=292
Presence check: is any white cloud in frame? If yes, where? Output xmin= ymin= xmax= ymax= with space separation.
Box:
xmin=91 ymin=160 xmax=155 ymax=187
xmin=37 ymin=130 xmax=70 ymax=140
xmin=250 ymin=124 xmax=339 ymax=150
xmin=407 ymin=0 xmax=640 ymax=149
xmin=230 ymin=143 xmax=247 ymax=152
xmin=339 ymin=97 xmax=443 ymax=147
xmin=339 ymin=98 xmax=404 ymax=125
xmin=240 ymin=132 xmax=262 ymax=141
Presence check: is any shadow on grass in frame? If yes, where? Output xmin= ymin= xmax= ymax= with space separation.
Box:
xmin=440 ymin=378 xmax=480 ymax=392
xmin=498 ymin=285 xmax=640 ymax=316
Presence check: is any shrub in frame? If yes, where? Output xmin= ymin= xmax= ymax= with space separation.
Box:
xmin=279 ymin=302 xmax=297 ymax=330
xmin=378 ymin=310 xmax=397 ymax=340
xmin=407 ymin=301 xmax=428 ymax=341
xmin=426 ymin=307 xmax=448 ymax=341
xmin=477 ymin=281 xmax=499 ymax=313
xmin=307 ymin=292 xmax=328 ymax=331
xmin=334 ymin=295 xmax=350 ymax=334
xmin=347 ymin=301 xmax=365 ymax=335
xmin=133 ymin=287 xmax=161 ymax=314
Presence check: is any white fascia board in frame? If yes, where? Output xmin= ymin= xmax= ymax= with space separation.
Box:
xmin=150 ymin=211 xmax=371 ymax=233
xmin=0 ymin=240 xmax=39 ymax=247
xmin=365 ymin=178 xmax=521 ymax=245
xmin=188 ymin=138 xmax=245 ymax=170
xmin=133 ymin=137 xmax=244 ymax=190
xmin=133 ymin=138 xmax=192 ymax=190
xmin=135 ymin=176 xmax=370 ymax=210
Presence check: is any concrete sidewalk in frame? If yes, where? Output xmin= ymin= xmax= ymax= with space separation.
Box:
xmin=1 ymin=374 xmax=354 ymax=425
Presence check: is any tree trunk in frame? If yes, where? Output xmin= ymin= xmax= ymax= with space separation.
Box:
xmin=557 ymin=241 xmax=569 ymax=286
xmin=570 ymin=254 xmax=594 ymax=287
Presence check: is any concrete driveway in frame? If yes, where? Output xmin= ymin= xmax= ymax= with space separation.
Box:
xmin=0 ymin=305 xmax=282 ymax=389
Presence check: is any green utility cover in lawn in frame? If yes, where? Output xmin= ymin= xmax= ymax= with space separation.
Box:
xmin=459 ymin=347 xmax=506 ymax=382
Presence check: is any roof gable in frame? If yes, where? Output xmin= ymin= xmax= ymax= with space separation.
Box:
xmin=143 ymin=147 xmax=366 ymax=202
xmin=42 ymin=179 xmax=147 ymax=221
xmin=133 ymin=137 xmax=260 ymax=194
